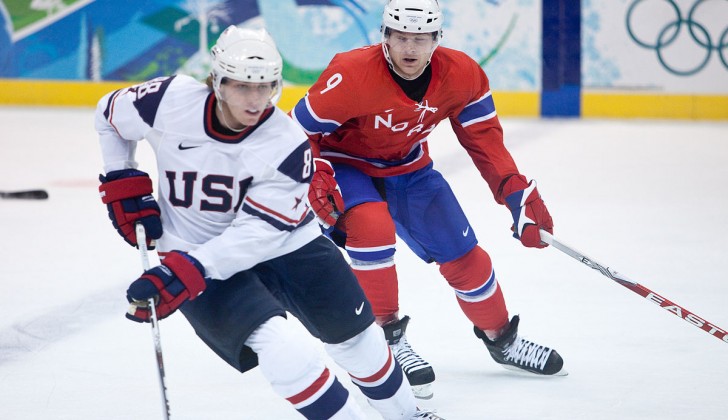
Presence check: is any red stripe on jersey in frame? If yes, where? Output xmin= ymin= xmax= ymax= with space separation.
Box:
xmin=349 ymin=347 xmax=394 ymax=383
xmin=245 ymin=196 xmax=310 ymax=224
xmin=108 ymin=90 xmax=124 ymax=137
xmin=286 ymin=368 xmax=331 ymax=405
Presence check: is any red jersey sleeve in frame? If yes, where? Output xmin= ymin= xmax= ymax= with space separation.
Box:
xmin=449 ymin=58 xmax=521 ymax=204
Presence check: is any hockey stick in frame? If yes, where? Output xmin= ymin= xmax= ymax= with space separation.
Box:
xmin=540 ymin=230 xmax=728 ymax=345
xmin=135 ymin=223 xmax=172 ymax=419
xmin=0 ymin=189 xmax=48 ymax=199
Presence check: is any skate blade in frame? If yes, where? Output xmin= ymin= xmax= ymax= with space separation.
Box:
xmin=502 ymin=364 xmax=569 ymax=377
xmin=412 ymin=383 xmax=434 ymax=399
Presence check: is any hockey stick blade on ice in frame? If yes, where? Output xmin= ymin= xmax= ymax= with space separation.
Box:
xmin=135 ymin=223 xmax=172 ymax=419
xmin=0 ymin=189 xmax=49 ymax=199
xmin=540 ymin=230 xmax=728 ymax=345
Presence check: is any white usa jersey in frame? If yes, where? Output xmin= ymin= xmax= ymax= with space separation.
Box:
xmin=95 ymin=75 xmax=320 ymax=280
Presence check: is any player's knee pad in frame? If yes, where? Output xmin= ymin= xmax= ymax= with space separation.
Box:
xmin=440 ymin=246 xmax=498 ymax=303
xmin=328 ymin=323 xmax=417 ymax=419
xmin=245 ymin=316 xmax=326 ymax=397
xmin=325 ymin=323 xmax=403 ymax=400
xmin=325 ymin=322 xmax=389 ymax=377
xmin=247 ymin=317 xmax=361 ymax=418
xmin=342 ymin=202 xmax=397 ymax=268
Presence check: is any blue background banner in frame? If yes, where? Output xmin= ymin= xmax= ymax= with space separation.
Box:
xmin=1 ymin=0 xmax=539 ymax=88
xmin=1 ymin=0 xmax=725 ymax=118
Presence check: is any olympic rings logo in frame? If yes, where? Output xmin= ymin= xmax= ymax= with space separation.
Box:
xmin=626 ymin=0 xmax=728 ymax=76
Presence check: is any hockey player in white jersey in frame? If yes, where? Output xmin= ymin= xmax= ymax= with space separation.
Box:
xmin=95 ymin=26 xmax=442 ymax=420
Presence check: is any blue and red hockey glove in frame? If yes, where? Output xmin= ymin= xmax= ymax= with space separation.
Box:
xmin=308 ymin=158 xmax=345 ymax=227
xmin=126 ymin=251 xmax=207 ymax=322
xmin=99 ymin=169 xmax=162 ymax=249
xmin=501 ymin=174 xmax=553 ymax=248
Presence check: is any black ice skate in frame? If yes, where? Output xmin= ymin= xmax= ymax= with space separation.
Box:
xmin=383 ymin=316 xmax=436 ymax=399
xmin=474 ymin=315 xmax=566 ymax=376
xmin=412 ymin=409 xmax=446 ymax=419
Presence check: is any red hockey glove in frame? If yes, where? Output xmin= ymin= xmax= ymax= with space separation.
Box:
xmin=502 ymin=175 xmax=553 ymax=248
xmin=308 ymin=158 xmax=345 ymax=227
xmin=126 ymin=251 xmax=207 ymax=322
xmin=99 ymin=169 xmax=162 ymax=249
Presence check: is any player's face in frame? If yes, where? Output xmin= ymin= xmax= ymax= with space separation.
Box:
xmin=385 ymin=30 xmax=437 ymax=78
xmin=218 ymin=80 xmax=276 ymax=126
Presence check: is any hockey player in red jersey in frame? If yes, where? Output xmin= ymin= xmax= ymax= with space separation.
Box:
xmin=291 ymin=0 xmax=566 ymax=399
xmin=96 ymin=25 xmax=444 ymax=420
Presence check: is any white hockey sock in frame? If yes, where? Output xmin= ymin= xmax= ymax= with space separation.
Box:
xmin=246 ymin=316 xmax=366 ymax=419
xmin=326 ymin=322 xmax=417 ymax=420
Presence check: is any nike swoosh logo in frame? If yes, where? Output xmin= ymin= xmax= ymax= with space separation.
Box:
xmin=463 ymin=226 xmax=470 ymax=237
xmin=355 ymin=301 xmax=365 ymax=315
xmin=178 ymin=144 xmax=200 ymax=150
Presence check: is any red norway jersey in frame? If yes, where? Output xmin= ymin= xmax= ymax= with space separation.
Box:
xmin=291 ymin=44 xmax=521 ymax=202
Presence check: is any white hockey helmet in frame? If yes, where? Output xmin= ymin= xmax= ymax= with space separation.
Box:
xmin=381 ymin=0 xmax=443 ymax=36
xmin=210 ymin=25 xmax=283 ymax=106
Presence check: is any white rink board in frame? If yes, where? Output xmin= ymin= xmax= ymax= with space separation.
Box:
xmin=583 ymin=0 xmax=728 ymax=93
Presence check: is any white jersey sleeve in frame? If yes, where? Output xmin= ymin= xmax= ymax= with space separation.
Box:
xmin=95 ymin=76 xmax=181 ymax=173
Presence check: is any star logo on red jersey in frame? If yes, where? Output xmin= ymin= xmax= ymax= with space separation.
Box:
xmin=415 ymin=100 xmax=438 ymax=123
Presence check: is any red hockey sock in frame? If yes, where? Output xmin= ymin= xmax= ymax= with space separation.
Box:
xmin=439 ymin=246 xmax=509 ymax=333
xmin=341 ymin=202 xmax=400 ymax=324
xmin=353 ymin=266 xmax=399 ymax=323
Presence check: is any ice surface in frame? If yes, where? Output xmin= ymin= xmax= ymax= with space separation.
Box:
xmin=1 ymin=106 xmax=726 ymax=419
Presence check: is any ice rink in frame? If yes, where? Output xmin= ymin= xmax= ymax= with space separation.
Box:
xmin=1 ymin=105 xmax=726 ymax=419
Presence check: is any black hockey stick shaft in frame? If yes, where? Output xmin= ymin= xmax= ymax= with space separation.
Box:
xmin=0 ymin=189 xmax=48 ymax=199
xmin=540 ymin=230 xmax=728 ymax=345
xmin=136 ymin=223 xmax=172 ymax=419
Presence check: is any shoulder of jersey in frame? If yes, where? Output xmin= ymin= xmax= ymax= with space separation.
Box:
xmin=350 ymin=43 xmax=381 ymax=54
xmin=166 ymin=74 xmax=210 ymax=98
xmin=332 ymin=44 xmax=382 ymax=69
xmin=255 ymin=108 xmax=308 ymax=149
xmin=172 ymin=73 xmax=205 ymax=86
xmin=241 ymin=109 xmax=310 ymax=173
xmin=434 ymin=46 xmax=478 ymax=66
xmin=326 ymin=45 xmax=385 ymax=88
xmin=142 ymin=75 xmax=208 ymax=124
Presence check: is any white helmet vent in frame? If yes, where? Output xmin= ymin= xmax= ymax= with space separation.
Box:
xmin=210 ymin=25 xmax=284 ymax=106
xmin=210 ymin=26 xmax=283 ymax=84
xmin=389 ymin=8 xmax=439 ymax=31
xmin=381 ymin=0 xmax=443 ymax=34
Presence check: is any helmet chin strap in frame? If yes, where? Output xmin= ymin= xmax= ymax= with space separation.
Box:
xmin=211 ymin=75 xmax=246 ymax=133
xmin=215 ymin=96 xmax=246 ymax=133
